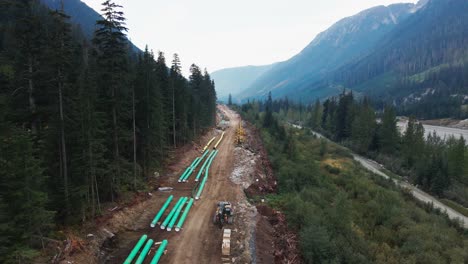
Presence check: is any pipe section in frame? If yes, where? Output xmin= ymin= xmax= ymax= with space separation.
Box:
xmin=123 ymin=234 xmax=147 ymax=264
xmin=150 ymin=195 xmax=173 ymax=228
xmin=175 ymin=198 xmax=194 ymax=232
xmin=166 ymin=197 xmax=187 ymax=231
xmin=195 ymin=150 xmax=216 ymax=182
xmin=177 ymin=166 xmax=192 ymax=182
xmin=182 ymin=150 xmax=210 ymax=182
xmin=150 ymin=240 xmax=168 ymax=264
xmin=160 ymin=197 xmax=184 ymax=229
xmin=202 ymin=137 xmax=216 ymax=153
xmin=195 ymin=150 xmax=218 ymax=200
xmin=214 ymin=131 xmax=225 ymax=149
xmin=135 ymin=239 xmax=154 ymax=264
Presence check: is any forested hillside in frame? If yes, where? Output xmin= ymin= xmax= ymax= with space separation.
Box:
xmin=228 ymin=0 xmax=467 ymax=119
xmin=0 ymin=0 xmax=216 ymax=262
xmin=236 ymin=2 xmax=418 ymax=101
xmin=239 ymin=99 xmax=468 ymax=263
xmin=334 ymin=0 xmax=468 ymax=118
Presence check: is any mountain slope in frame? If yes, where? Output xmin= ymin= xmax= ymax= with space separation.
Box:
xmin=238 ymin=3 xmax=416 ymax=101
xmin=334 ymin=0 xmax=468 ymax=97
xmin=211 ymin=64 xmax=274 ymax=100
xmin=41 ymin=0 xmax=140 ymax=51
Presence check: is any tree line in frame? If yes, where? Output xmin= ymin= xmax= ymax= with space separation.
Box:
xmin=239 ymin=99 xmax=468 ymax=263
xmin=0 ymin=0 xmax=216 ymax=262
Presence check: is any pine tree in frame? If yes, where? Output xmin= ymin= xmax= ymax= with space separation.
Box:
xmin=351 ymin=98 xmax=376 ymax=153
xmin=379 ymin=106 xmax=399 ymax=154
xmin=263 ymin=92 xmax=274 ymax=128
xmin=228 ymin=94 xmax=232 ymax=105
xmin=93 ymin=0 xmax=130 ymax=200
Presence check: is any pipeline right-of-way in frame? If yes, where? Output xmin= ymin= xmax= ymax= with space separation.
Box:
xmin=195 ymin=149 xmax=219 ymax=200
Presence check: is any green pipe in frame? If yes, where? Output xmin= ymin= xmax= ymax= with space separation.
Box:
xmin=195 ymin=150 xmax=216 ymax=182
xmin=195 ymin=150 xmax=218 ymax=200
xmin=166 ymin=197 xmax=187 ymax=231
xmin=150 ymin=239 xmax=168 ymax=264
xmin=150 ymin=195 xmax=173 ymax=228
xmin=182 ymin=150 xmax=210 ymax=182
xmin=195 ymin=175 xmax=208 ymax=200
xmin=135 ymin=239 xmax=154 ymax=264
xmin=123 ymin=234 xmax=147 ymax=264
xmin=175 ymin=198 xmax=194 ymax=232
xmin=178 ymin=157 xmax=200 ymax=182
xmin=160 ymin=197 xmax=184 ymax=229
xmin=189 ymin=156 xmax=200 ymax=167
xmin=178 ymin=166 xmax=192 ymax=182
xmin=207 ymin=150 xmax=218 ymax=168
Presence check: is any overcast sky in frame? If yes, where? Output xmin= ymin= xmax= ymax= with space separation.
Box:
xmin=81 ymin=0 xmax=418 ymax=76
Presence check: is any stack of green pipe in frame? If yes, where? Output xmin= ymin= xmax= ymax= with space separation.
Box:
xmin=150 ymin=195 xmax=173 ymax=228
xmin=178 ymin=157 xmax=199 ymax=182
xmin=160 ymin=197 xmax=184 ymax=229
xmin=195 ymin=150 xmax=218 ymax=200
xmin=194 ymin=150 xmax=216 ymax=182
xmin=135 ymin=239 xmax=154 ymax=264
xmin=166 ymin=197 xmax=187 ymax=231
xmin=181 ymin=150 xmax=210 ymax=182
xmin=175 ymin=198 xmax=194 ymax=232
xmin=150 ymin=240 xmax=168 ymax=264
xmin=123 ymin=234 xmax=147 ymax=264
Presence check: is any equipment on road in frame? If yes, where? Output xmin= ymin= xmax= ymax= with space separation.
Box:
xmin=213 ymin=201 xmax=234 ymax=229
xmin=235 ymin=120 xmax=245 ymax=145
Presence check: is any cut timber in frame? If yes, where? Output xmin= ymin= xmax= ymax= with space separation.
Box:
xmin=222 ymin=228 xmax=231 ymax=256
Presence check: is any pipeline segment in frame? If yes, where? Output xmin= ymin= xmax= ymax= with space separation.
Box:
xmin=123 ymin=234 xmax=147 ymax=264
xmin=160 ymin=197 xmax=184 ymax=229
xmin=175 ymin=198 xmax=194 ymax=232
xmin=202 ymin=136 xmax=216 ymax=153
xmin=177 ymin=166 xmax=192 ymax=182
xmin=214 ymin=131 xmax=225 ymax=149
xmin=195 ymin=150 xmax=218 ymax=200
xmin=150 ymin=240 xmax=168 ymax=264
xmin=166 ymin=197 xmax=187 ymax=231
xmin=181 ymin=150 xmax=210 ymax=182
xmin=178 ymin=157 xmax=200 ymax=182
xmin=195 ymin=150 xmax=216 ymax=182
xmin=150 ymin=195 xmax=173 ymax=228
xmin=135 ymin=239 xmax=154 ymax=264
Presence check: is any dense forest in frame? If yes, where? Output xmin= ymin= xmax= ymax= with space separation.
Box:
xmin=0 ymin=0 xmax=216 ymax=262
xmin=239 ymin=98 xmax=468 ymax=263
xmin=241 ymin=93 xmax=468 ymax=208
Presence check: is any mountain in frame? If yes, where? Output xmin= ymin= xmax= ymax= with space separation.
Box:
xmin=41 ymin=0 xmax=140 ymax=52
xmin=237 ymin=2 xmax=416 ymax=101
xmin=211 ymin=64 xmax=275 ymax=101
xmin=334 ymin=0 xmax=468 ymax=99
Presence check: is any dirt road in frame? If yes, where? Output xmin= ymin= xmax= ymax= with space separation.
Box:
xmin=164 ymin=105 xmax=241 ymax=263
xmin=107 ymin=105 xmax=247 ymax=263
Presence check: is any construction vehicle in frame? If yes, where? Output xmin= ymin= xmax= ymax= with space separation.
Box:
xmin=235 ymin=119 xmax=245 ymax=145
xmin=213 ymin=201 xmax=234 ymax=229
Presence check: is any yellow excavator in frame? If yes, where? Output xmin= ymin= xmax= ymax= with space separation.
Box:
xmin=235 ymin=120 xmax=245 ymax=145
